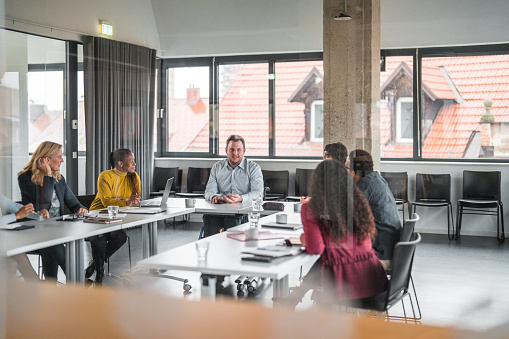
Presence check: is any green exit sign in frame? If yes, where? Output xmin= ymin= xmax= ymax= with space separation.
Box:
xmin=101 ymin=22 xmax=113 ymax=36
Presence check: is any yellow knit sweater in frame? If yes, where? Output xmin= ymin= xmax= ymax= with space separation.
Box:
xmin=90 ymin=169 xmax=141 ymax=210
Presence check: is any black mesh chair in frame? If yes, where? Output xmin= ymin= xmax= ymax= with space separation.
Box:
xmin=150 ymin=167 xmax=180 ymax=197
xmin=353 ymin=233 xmax=421 ymax=322
xmin=176 ymin=167 xmax=211 ymax=198
xmin=456 ymin=170 xmax=504 ymax=243
xmin=262 ymin=170 xmax=289 ymax=201
xmin=381 ymin=172 xmax=410 ymax=223
xmin=286 ymin=168 xmax=314 ymax=201
xmin=411 ymin=173 xmax=454 ymax=240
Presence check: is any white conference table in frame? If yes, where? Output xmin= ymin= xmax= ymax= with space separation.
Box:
xmin=2 ymin=206 xmax=194 ymax=284
xmin=137 ymin=204 xmax=319 ymax=301
xmin=3 ymin=198 xmax=290 ymax=285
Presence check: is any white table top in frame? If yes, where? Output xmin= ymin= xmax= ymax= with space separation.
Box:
xmin=137 ymin=209 xmax=318 ymax=280
xmin=1 ymin=207 xmax=194 ymax=257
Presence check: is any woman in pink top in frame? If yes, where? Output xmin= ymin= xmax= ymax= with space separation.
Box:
xmin=300 ymin=160 xmax=387 ymax=302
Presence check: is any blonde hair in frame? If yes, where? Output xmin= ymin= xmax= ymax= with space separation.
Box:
xmin=18 ymin=141 xmax=62 ymax=186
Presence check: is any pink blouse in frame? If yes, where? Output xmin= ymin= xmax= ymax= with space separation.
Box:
xmin=301 ymin=203 xmax=388 ymax=300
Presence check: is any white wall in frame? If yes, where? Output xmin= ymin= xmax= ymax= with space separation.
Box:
xmin=3 ymin=0 xmax=161 ymax=50
xmin=151 ymin=0 xmax=323 ymax=57
xmin=155 ymin=157 xmax=509 ymax=238
xmin=4 ymin=0 xmax=509 ymax=57
xmin=381 ymin=0 xmax=509 ymax=48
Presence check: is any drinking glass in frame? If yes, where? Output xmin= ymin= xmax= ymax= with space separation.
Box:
xmin=195 ymin=241 xmax=210 ymax=260
xmin=108 ymin=205 xmax=119 ymax=218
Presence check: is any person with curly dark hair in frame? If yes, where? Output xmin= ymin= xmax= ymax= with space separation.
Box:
xmin=299 ymin=160 xmax=387 ymax=303
xmin=348 ymin=149 xmax=402 ymax=270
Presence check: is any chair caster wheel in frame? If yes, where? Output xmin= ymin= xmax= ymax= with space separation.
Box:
xmin=247 ymin=285 xmax=256 ymax=293
xmin=183 ymin=283 xmax=192 ymax=291
xmin=237 ymin=283 xmax=244 ymax=291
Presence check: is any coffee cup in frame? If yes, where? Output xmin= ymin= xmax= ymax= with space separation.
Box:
xmin=185 ymin=198 xmax=196 ymax=208
xmin=276 ymin=213 xmax=287 ymax=224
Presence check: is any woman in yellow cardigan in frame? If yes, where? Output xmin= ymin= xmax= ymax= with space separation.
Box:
xmin=87 ymin=148 xmax=141 ymax=285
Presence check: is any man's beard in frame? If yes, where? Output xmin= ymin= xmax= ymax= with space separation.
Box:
xmin=228 ymin=158 xmax=242 ymax=168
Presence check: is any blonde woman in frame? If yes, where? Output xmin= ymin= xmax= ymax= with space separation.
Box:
xmin=18 ymin=141 xmax=88 ymax=281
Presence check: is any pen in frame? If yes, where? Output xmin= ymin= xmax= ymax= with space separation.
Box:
xmin=219 ymin=228 xmax=224 ymax=233
xmin=136 ymin=193 xmax=141 ymax=207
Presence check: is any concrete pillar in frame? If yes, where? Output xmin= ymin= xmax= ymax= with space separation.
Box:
xmin=323 ymin=0 xmax=381 ymax=168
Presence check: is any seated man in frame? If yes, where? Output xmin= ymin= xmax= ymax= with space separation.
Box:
xmin=203 ymin=135 xmax=264 ymax=237
xmin=349 ymin=149 xmax=401 ymax=269
xmin=301 ymin=142 xmax=348 ymax=203
xmin=323 ymin=142 xmax=348 ymax=164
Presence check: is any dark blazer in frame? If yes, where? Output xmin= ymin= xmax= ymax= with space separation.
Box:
xmin=18 ymin=171 xmax=84 ymax=215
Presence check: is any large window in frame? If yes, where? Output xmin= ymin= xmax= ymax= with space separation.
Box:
xmin=218 ymin=62 xmax=269 ymax=156
xmin=159 ymin=53 xmax=323 ymax=158
xmin=420 ymin=53 xmax=509 ymax=159
xmin=380 ymin=55 xmax=414 ymax=158
xmin=0 ymin=29 xmax=83 ymax=199
xmin=275 ymin=60 xmax=323 ymax=157
xmin=165 ymin=66 xmax=209 ymax=153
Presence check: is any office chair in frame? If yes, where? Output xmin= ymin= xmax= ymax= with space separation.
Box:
xmin=151 ymin=167 xmax=180 ymax=197
xmin=456 ymin=170 xmax=504 ymax=243
xmin=262 ymin=170 xmax=289 ymax=201
xmin=352 ymin=233 xmax=422 ymax=322
xmin=381 ymin=172 xmax=410 ymax=223
xmin=411 ymin=173 xmax=454 ymax=240
xmin=176 ymin=167 xmax=211 ymax=198
xmin=286 ymin=168 xmax=314 ymax=202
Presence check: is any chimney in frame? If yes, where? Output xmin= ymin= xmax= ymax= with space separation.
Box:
xmin=186 ymin=85 xmax=200 ymax=105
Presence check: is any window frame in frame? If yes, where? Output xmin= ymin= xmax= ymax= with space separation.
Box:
xmin=158 ymin=52 xmax=324 ymax=159
xmin=157 ymin=44 xmax=509 ymax=163
xmin=395 ymin=97 xmax=413 ymax=144
xmin=310 ymin=99 xmax=324 ymax=142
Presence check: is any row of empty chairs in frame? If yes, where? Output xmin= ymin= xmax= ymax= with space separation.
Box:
xmin=380 ymin=171 xmax=504 ymax=243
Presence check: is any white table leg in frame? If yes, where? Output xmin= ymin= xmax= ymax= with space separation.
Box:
xmin=142 ymin=224 xmax=149 ymax=259
xmin=75 ymin=239 xmax=85 ymax=285
xmin=200 ymin=275 xmax=216 ymax=300
xmin=65 ymin=241 xmax=76 ymax=283
xmin=273 ymin=275 xmax=289 ymax=299
xmin=149 ymin=221 xmax=158 ymax=256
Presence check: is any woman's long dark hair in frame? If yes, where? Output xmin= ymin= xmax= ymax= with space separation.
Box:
xmin=109 ymin=148 xmax=139 ymax=195
xmin=307 ymin=160 xmax=376 ymax=242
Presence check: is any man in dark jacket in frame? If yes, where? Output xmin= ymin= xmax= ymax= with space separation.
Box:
xmin=348 ymin=149 xmax=401 ymax=269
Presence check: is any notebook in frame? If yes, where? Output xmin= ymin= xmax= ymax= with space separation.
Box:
xmin=261 ymin=222 xmax=303 ymax=231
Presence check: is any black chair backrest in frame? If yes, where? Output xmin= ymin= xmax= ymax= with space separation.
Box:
xmin=153 ymin=167 xmax=179 ymax=192
xmin=295 ymin=168 xmax=314 ymax=196
xmin=381 ymin=172 xmax=408 ymax=202
xmin=187 ymin=167 xmax=211 ymax=193
xmin=177 ymin=169 xmax=183 ymax=193
xmin=76 ymin=194 xmax=97 ymax=210
xmin=462 ymin=170 xmax=501 ymax=201
xmin=262 ymin=170 xmax=289 ymax=197
xmin=400 ymin=213 xmax=419 ymax=242
xmin=415 ymin=173 xmax=451 ymax=202
xmin=385 ymin=232 xmax=421 ymax=308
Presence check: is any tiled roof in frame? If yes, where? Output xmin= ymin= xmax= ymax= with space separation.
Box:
xmin=187 ymin=61 xmax=324 ymax=156
xmin=381 ymin=55 xmax=509 ymax=158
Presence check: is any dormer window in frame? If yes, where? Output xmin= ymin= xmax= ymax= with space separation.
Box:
xmin=396 ymin=97 xmax=413 ymax=143
xmin=311 ymin=100 xmax=324 ymax=142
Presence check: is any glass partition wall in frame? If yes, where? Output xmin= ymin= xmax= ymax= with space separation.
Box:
xmin=0 ymin=29 xmax=84 ymax=199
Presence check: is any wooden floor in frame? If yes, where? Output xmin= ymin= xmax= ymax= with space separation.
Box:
xmin=52 ymin=216 xmax=509 ymax=332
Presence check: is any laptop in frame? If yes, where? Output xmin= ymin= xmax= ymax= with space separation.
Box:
xmin=124 ymin=178 xmax=173 ymax=214
xmin=261 ymin=222 xmax=303 ymax=231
